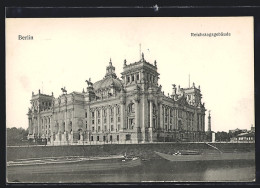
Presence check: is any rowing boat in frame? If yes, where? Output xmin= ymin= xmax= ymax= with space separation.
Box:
xmin=154 ymin=151 xmax=255 ymax=162
xmin=7 ymin=155 xmax=141 ymax=174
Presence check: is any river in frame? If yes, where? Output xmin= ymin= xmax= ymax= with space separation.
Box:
xmin=7 ymin=158 xmax=255 ymax=183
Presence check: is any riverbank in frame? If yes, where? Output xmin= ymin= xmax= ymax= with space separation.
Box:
xmin=6 ymin=142 xmax=255 ymax=161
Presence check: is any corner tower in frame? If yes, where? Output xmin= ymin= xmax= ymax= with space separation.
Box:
xmin=121 ymin=53 xmax=160 ymax=92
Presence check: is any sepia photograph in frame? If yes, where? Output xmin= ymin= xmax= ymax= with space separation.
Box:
xmin=6 ymin=17 xmax=255 ymax=183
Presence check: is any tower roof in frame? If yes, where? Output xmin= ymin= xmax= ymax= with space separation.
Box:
xmin=105 ymin=58 xmax=117 ymax=78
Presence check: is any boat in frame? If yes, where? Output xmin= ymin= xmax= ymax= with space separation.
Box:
xmin=154 ymin=150 xmax=255 ymax=162
xmin=7 ymin=155 xmax=142 ymax=174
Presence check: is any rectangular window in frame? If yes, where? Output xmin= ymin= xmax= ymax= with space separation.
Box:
xmin=85 ymin=112 xmax=87 ymax=118
xmin=117 ymin=135 xmax=119 ymax=141
xmin=97 ymin=136 xmax=99 ymax=141
xmin=127 ymin=76 xmax=130 ymax=83
xmin=104 ymin=118 xmax=107 ymax=123
xmin=98 ymin=126 xmax=100 ymax=132
xmin=136 ymin=73 xmax=139 ymax=80
xmin=103 ymin=136 xmax=106 ymax=141
xmin=132 ymin=75 xmax=134 ymax=81
xmin=118 ymin=117 xmax=120 ymax=122
xmin=126 ymin=134 xmax=131 ymax=141
xmin=92 ymin=120 xmax=95 ymax=124
xmin=118 ymin=124 xmax=120 ymax=131
xmin=92 ymin=127 xmax=95 ymax=131
xmin=92 ymin=112 xmax=94 ymax=118
xmin=111 ymin=125 xmax=114 ymax=131
xmin=91 ymin=136 xmax=93 ymax=141
xmin=105 ymin=126 xmax=107 ymax=131
xmin=111 ymin=117 xmax=113 ymax=123
xmin=129 ymin=119 xmax=134 ymax=129
xmin=110 ymin=135 xmax=112 ymax=141
xmin=98 ymin=119 xmax=100 ymax=124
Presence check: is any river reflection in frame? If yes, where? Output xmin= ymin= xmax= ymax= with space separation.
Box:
xmin=8 ymin=159 xmax=255 ymax=183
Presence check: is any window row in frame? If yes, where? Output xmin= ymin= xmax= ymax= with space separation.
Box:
xmin=86 ymin=107 xmax=120 ymax=118
xmin=91 ymin=124 xmax=121 ymax=132
xmin=90 ymin=135 xmax=120 ymax=142
xmin=91 ymin=116 xmax=121 ymax=125
xmin=126 ymin=73 xmax=140 ymax=83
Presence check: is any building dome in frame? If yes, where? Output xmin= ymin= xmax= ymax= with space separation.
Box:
xmin=93 ymin=58 xmax=123 ymax=92
xmin=93 ymin=77 xmax=122 ymax=91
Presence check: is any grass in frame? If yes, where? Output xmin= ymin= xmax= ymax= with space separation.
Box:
xmin=6 ymin=142 xmax=255 ymax=161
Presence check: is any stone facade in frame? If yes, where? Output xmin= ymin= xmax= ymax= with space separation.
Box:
xmin=27 ymin=53 xmax=206 ymax=145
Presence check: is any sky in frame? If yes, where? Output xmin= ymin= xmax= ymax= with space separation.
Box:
xmin=6 ymin=17 xmax=254 ymax=132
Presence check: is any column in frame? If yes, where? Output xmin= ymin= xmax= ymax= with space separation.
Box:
xmin=37 ymin=114 xmax=40 ymax=138
xmin=168 ymin=108 xmax=170 ymax=131
xmin=95 ymin=109 xmax=97 ymax=132
xmin=87 ymin=106 xmax=90 ymax=132
xmin=120 ymin=103 xmax=125 ymax=130
xmin=65 ymin=108 xmax=68 ymax=134
xmin=163 ymin=106 xmax=165 ymax=130
xmin=28 ymin=118 xmax=32 ymax=134
xmin=107 ymin=107 xmax=110 ymax=131
xmin=149 ymin=100 xmax=153 ymax=128
xmin=135 ymin=100 xmax=139 ymax=130
xmin=142 ymin=96 xmax=145 ymax=129
xmin=101 ymin=107 xmax=103 ymax=131
xmin=114 ymin=105 xmax=117 ymax=131
xmin=159 ymin=104 xmax=163 ymax=130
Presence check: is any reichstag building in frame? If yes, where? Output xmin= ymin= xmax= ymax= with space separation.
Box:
xmin=27 ymin=53 xmax=207 ymax=145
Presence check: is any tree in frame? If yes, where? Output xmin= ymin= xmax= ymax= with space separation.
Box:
xmin=6 ymin=127 xmax=28 ymax=146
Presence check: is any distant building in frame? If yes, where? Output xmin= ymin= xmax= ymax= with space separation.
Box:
xmin=250 ymin=124 xmax=255 ymax=132
xmin=27 ymin=53 xmax=207 ymax=145
xmin=230 ymin=125 xmax=255 ymax=143
xmin=229 ymin=128 xmax=247 ymax=134
xmin=230 ymin=132 xmax=255 ymax=143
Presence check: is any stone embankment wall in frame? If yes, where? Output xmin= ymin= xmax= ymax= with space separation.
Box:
xmin=7 ymin=143 xmax=255 ymax=161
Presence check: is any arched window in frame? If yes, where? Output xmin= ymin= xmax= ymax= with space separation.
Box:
xmin=128 ymin=103 xmax=135 ymax=113
xmin=153 ymin=104 xmax=156 ymax=114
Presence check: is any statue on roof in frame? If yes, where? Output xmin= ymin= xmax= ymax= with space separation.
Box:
xmin=141 ymin=52 xmax=145 ymax=61
xmin=154 ymin=60 xmax=157 ymax=67
xmin=86 ymin=78 xmax=93 ymax=87
xmin=61 ymin=87 xmax=67 ymax=95
xmin=124 ymin=59 xmax=127 ymax=67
